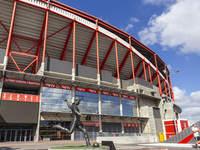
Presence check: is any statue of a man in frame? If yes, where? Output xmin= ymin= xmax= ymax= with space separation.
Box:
xmin=53 ymin=98 xmax=91 ymax=147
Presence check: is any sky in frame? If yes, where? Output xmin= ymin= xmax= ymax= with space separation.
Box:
xmin=58 ymin=0 xmax=200 ymax=124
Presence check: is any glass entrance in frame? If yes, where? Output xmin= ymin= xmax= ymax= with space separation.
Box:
xmin=0 ymin=129 xmax=34 ymax=142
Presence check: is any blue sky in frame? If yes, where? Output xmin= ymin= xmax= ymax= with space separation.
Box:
xmin=58 ymin=0 xmax=200 ymax=123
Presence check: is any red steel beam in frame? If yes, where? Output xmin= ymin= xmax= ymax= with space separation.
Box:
xmin=72 ymin=19 xmax=76 ymax=69
xmin=129 ymin=60 xmax=142 ymax=79
xmin=154 ymin=54 xmax=162 ymax=96
xmin=169 ymin=75 xmax=174 ymax=102
xmin=0 ymin=37 xmax=8 ymax=44
xmin=129 ymin=38 xmax=135 ymax=84
xmin=115 ymin=40 xmax=120 ymax=79
xmin=81 ymin=31 xmax=96 ymax=65
xmin=96 ymin=21 xmax=100 ymax=74
xmin=32 ymin=12 xmax=47 ymax=73
xmin=148 ymin=63 xmax=152 ymax=83
xmin=0 ymin=21 xmax=9 ymax=33
xmin=100 ymin=40 xmax=115 ymax=70
xmin=60 ymin=23 xmax=73 ymax=60
xmin=164 ymin=80 xmax=168 ymax=95
xmin=114 ymin=50 xmax=130 ymax=77
xmin=138 ymin=62 xmax=148 ymax=78
xmin=5 ymin=0 xmax=17 ymax=57
xmin=151 ymin=73 xmax=157 ymax=82
xmin=42 ymin=2 xmax=50 ymax=63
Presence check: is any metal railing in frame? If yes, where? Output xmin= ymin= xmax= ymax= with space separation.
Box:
xmin=97 ymin=132 xmax=157 ymax=137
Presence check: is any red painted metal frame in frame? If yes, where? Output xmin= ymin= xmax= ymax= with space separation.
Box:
xmin=114 ymin=51 xmax=129 ymax=77
xmin=129 ymin=60 xmax=142 ymax=79
xmin=156 ymin=79 xmax=164 ymax=87
xmin=115 ymin=40 xmax=120 ymax=79
xmin=164 ymin=80 xmax=168 ymax=95
xmin=148 ymin=63 xmax=152 ymax=83
xmin=0 ymin=37 xmax=8 ymax=44
xmin=154 ymin=54 xmax=162 ymax=96
xmin=81 ymin=31 xmax=96 ymax=65
xmin=129 ymin=38 xmax=135 ymax=84
xmin=42 ymin=2 xmax=50 ymax=63
xmin=5 ymin=0 xmax=17 ymax=57
xmin=9 ymin=51 xmax=38 ymax=72
xmin=72 ymin=19 xmax=76 ymax=69
xmin=100 ymin=40 xmax=115 ymax=70
xmin=60 ymin=23 xmax=73 ymax=61
xmin=151 ymin=73 xmax=157 ymax=82
xmin=138 ymin=61 xmax=148 ymax=79
xmin=96 ymin=21 xmax=100 ymax=75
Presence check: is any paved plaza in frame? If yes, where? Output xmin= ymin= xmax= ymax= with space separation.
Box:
xmin=0 ymin=141 xmax=197 ymax=150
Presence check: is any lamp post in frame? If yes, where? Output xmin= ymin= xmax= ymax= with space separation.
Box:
xmin=163 ymin=69 xmax=180 ymax=134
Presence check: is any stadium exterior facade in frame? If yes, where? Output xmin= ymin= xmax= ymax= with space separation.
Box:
xmin=0 ymin=0 xmax=181 ymax=143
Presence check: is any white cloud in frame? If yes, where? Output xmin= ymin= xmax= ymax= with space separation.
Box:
xmin=125 ymin=24 xmax=134 ymax=32
xmin=139 ymin=0 xmax=200 ymax=55
xmin=142 ymin=0 xmax=176 ymax=6
xmin=173 ymin=86 xmax=200 ymax=124
xmin=130 ymin=17 xmax=140 ymax=23
xmin=122 ymin=17 xmax=140 ymax=33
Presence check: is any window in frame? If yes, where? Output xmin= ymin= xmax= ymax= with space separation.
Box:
xmin=122 ymin=98 xmax=136 ymax=117
xmin=41 ymin=87 xmax=72 ymax=112
xmin=101 ymin=95 xmax=120 ymax=116
xmin=75 ymin=91 xmax=98 ymax=114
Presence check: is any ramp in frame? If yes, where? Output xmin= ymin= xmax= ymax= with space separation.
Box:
xmin=163 ymin=120 xmax=200 ymax=144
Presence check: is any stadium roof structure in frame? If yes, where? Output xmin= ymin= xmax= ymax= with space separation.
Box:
xmin=0 ymin=0 xmax=174 ymax=101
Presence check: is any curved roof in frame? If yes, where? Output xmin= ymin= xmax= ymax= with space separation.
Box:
xmin=0 ymin=0 xmax=171 ymax=92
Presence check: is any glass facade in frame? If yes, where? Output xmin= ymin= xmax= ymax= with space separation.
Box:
xmin=122 ymin=98 xmax=136 ymax=116
xmin=41 ymin=87 xmax=72 ymax=112
xmin=75 ymin=91 xmax=98 ymax=114
xmin=101 ymin=95 xmax=120 ymax=116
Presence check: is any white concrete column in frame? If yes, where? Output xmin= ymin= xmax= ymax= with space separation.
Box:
xmin=34 ymin=82 xmax=43 ymax=142
xmin=97 ymin=74 xmax=100 ymax=85
xmin=72 ymin=68 xmax=75 ymax=81
xmin=136 ymin=97 xmax=140 ymax=117
xmin=117 ymin=78 xmax=121 ymax=89
xmin=121 ymin=122 xmax=124 ymax=134
xmin=98 ymin=90 xmax=102 ymax=132
xmin=37 ymin=62 xmax=45 ymax=75
xmin=3 ymin=56 xmax=8 ymax=71
xmin=71 ymin=86 xmax=76 ymax=104
xmin=119 ymin=94 xmax=123 ymax=116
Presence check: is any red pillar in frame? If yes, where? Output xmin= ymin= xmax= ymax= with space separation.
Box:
xmin=5 ymin=0 xmax=17 ymax=57
xmin=115 ymin=39 xmax=120 ymax=80
xmin=72 ymin=19 xmax=76 ymax=69
xmin=42 ymin=2 xmax=50 ymax=63
xmin=142 ymin=59 xmax=147 ymax=81
xmin=148 ymin=63 xmax=152 ymax=83
xmin=154 ymin=54 xmax=162 ymax=96
xmin=129 ymin=38 xmax=135 ymax=84
xmin=96 ymin=21 xmax=100 ymax=75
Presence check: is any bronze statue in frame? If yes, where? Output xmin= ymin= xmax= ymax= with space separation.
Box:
xmin=53 ymin=98 xmax=91 ymax=147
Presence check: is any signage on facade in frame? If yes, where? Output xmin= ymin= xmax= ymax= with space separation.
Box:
xmin=101 ymin=91 xmax=110 ymax=95
xmin=4 ymin=78 xmax=41 ymax=86
xmin=43 ymin=82 xmax=57 ymax=88
xmin=76 ymin=87 xmax=98 ymax=94
xmin=59 ymin=85 xmax=72 ymax=90
xmin=1 ymin=92 xmax=40 ymax=103
xmin=82 ymin=121 xmax=100 ymax=127
xmin=111 ymin=93 xmax=119 ymax=97
xmin=122 ymin=94 xmax=136 ymax=100
xmin=123 ymin=123 xmax=139 ymax=127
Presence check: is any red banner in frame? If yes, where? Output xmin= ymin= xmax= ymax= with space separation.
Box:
xmin=60 ymin=85 xmax=72 ymax=90
xmin=1 ymin=92 xmax=40 ymax=103
xmin=82 ymin=121 xmax=100 ymax=127
xmin=121 ymin=94 xmax=136 ymax=100
xmin=75 ymin=87 xmax=98 ymax=94
xmin=101 ymin=91 xmax=110 ymax=95
xmin=4 ymin=78 xmax=41 ymax=86
xmin=111 ymin=93 xmax=119 ymax=97
xmin=43 ymin=82 xmax=57 ymax=88
xmin=124 ymin=123 xmax=139 ymax=127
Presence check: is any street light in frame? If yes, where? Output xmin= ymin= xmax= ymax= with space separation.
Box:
xmin=163 ymin=69 xmax=180 ymax=134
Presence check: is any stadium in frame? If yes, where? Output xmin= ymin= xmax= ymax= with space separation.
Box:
xmin=0 ymin=0 xmax=182 ymax=143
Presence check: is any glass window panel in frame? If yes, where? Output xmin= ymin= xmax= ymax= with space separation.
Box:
xmin=101 ymin=95 xmax=120 ymax=116
xmin=41 ymin=87 xmax=72 ymax=112
xmin=75 ymin=91 xmax=98 ymax=114
xmin=122 ymin=98 xmax=137 ymax=116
